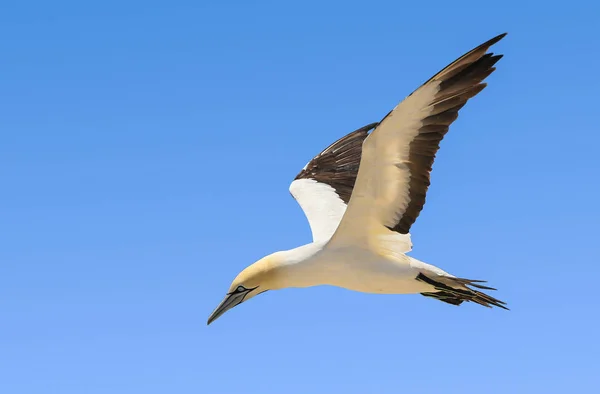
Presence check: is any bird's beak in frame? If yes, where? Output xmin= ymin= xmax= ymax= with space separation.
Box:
xmin=207 ymin=291 xmax=248 ymax=325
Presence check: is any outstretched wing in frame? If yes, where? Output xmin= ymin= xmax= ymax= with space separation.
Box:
xmin=331 ymin=34 xmax=506 ymax=247
xmin=290 ymin=123 xmax=387 ymax=243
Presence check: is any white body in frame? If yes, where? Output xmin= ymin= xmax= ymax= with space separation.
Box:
xmin=273 ymin=240 xmax=449 ymax=294
xmin=286 ymin=177 xmax=443 ymax=295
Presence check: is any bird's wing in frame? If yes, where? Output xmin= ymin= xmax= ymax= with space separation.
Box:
xmin=291 ymin=122 xmax=408 ymax=248
xmin=330 ymin=34 xmax=506 ymax=248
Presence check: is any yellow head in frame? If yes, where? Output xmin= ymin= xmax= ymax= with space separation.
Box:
xmin=207 ymin=253 xmax=281 ymax=325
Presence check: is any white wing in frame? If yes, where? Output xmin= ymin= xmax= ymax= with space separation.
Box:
xmin=290 ymin=122 xmax=409 ymax=249
xmin=330 ymin=34 xmax=506 ymax=248
xmin=289 ymin=178 xmax=347 ymax=243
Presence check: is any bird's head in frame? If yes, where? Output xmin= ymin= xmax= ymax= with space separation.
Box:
xmin=207 ymin=253 xmax=281 ymax=325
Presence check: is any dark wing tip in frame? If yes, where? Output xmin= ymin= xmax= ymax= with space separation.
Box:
xmin=451 ymin=32 xmax=507 ymax=71
xmin=474 ymin=33 xmax=507 ymax=54
xmin=485 ymin=32 xmax=508 ymax=47
xmin=355 ymin=122 xmax=379 ymax=134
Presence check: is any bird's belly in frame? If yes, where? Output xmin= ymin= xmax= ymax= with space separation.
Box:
xmin=320 ymin=249 xmax=433 ymax=295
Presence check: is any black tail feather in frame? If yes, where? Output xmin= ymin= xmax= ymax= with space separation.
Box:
xmin=416 ymin=273 xmax=508 ymax=310
xmin=421 ymin=291 xmax=465 ymax=306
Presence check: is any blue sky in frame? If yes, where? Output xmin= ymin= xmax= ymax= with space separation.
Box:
xmin=2 ymin=1 xmax=599 ymax=393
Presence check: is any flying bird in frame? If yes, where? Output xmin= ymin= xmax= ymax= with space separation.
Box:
xmin=208 ymin=33 xmax=508 ymax=325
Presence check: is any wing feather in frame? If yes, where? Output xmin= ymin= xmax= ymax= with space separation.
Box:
xmin=290 ymin=123 xmax=375 ymax=242
xmin=331 ymin=34 xmax=506 ymax=246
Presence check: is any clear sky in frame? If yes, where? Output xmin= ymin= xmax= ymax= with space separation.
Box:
xmin=2 ymin=1 xmax=599 ymax=393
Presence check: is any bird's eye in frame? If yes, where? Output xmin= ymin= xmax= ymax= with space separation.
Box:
xmin=236 ymin=286 xmax=246 ymax=292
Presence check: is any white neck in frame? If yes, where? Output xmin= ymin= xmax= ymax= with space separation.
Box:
xmin=269 ymin=242 xmax=330 ymax=289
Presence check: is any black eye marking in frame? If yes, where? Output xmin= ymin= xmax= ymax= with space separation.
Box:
xmin=228 ymin=285 xmax=258 ymax=296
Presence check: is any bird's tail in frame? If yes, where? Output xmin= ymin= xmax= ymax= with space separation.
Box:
xmin=416 ymin=272 xmax=508 ymax=310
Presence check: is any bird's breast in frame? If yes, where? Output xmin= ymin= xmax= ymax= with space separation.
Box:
xmin=314 ymin=246 xmax=430 ymax=294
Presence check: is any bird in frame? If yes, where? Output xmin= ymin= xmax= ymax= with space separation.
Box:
xmin=207 ymin=33 xmax=508 ymax=325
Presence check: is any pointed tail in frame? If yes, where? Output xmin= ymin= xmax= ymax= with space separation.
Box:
xmin=417 ymin=273 xmax=508 ymax=310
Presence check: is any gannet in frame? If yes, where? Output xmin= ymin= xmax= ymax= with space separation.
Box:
xmin=208 ymin=33 xmax=508 ymax=325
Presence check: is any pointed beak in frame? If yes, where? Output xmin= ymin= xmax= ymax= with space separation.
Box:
xmin=207 ymin=291 xmax=248 ymax=325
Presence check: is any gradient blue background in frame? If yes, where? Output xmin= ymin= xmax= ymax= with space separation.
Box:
xmin=2 ymin=1 xmax=599 ymax=393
